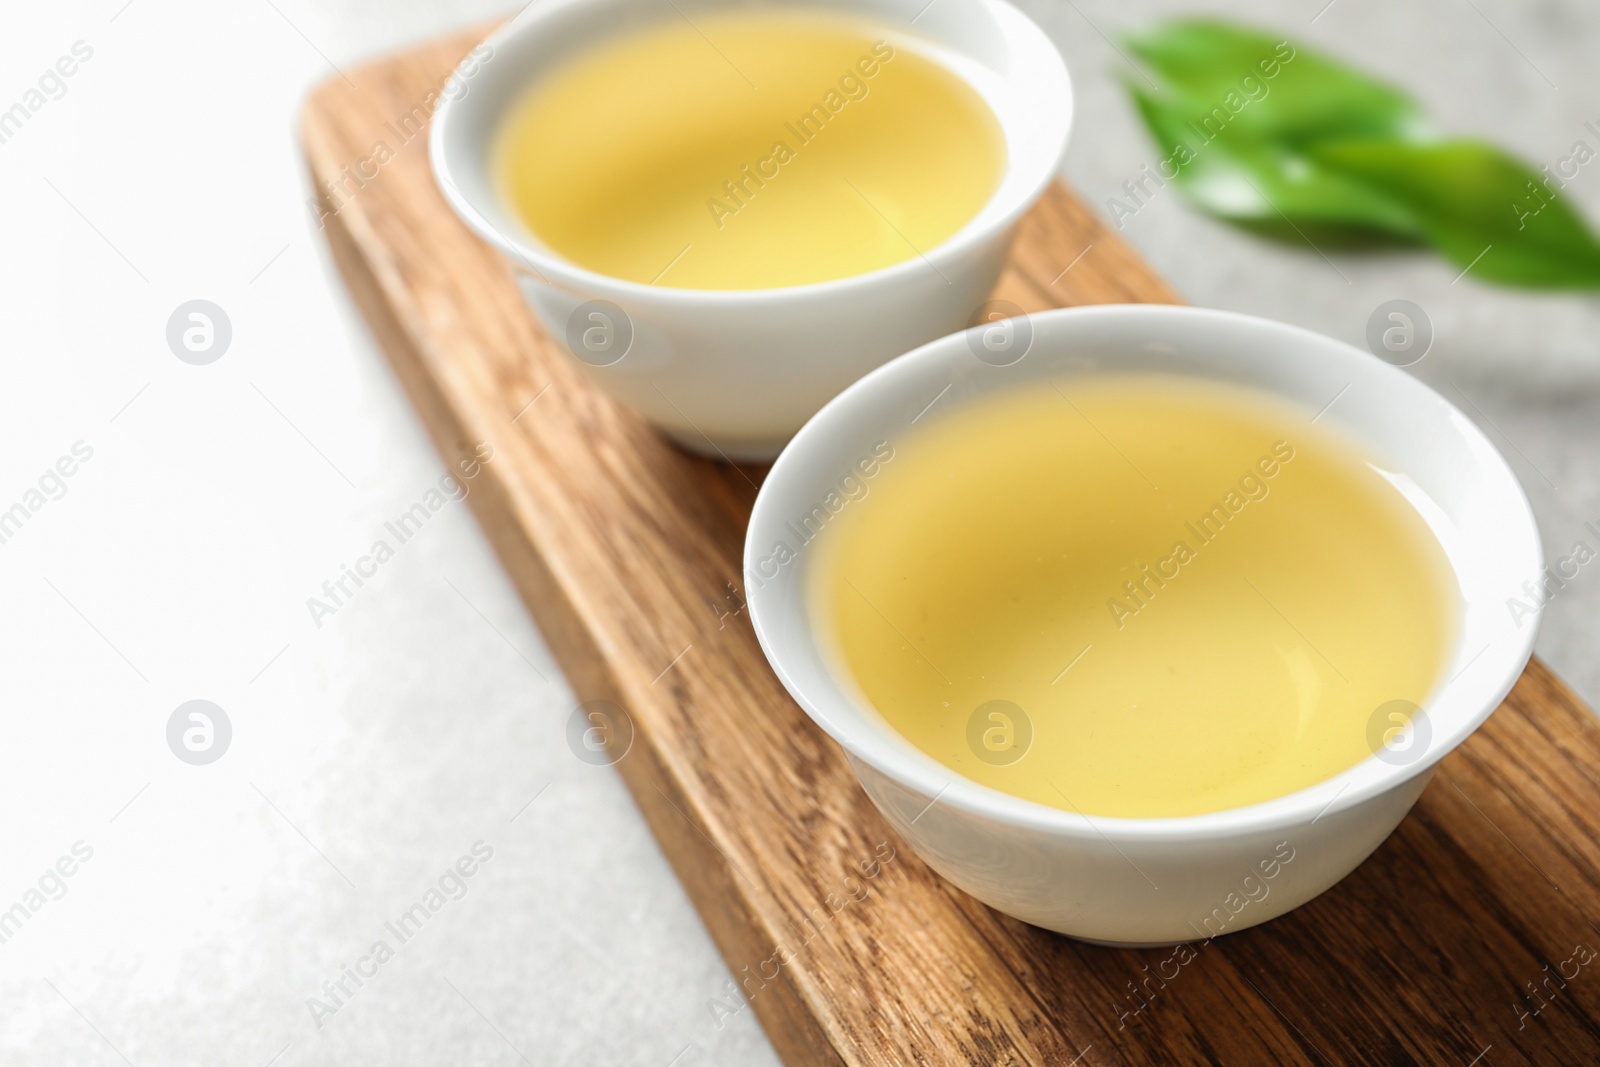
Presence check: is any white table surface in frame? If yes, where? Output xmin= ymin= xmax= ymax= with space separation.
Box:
xmin=2 ymin=1 xmax=1596 ymax=1063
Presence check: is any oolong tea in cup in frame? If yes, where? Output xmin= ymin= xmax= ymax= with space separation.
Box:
xmin=745 ymin=305 xmax=1543 ymax=945
xmin=813 ymin=376 xmax=1459 ymax=820
xmin=495 ymin=11 xmax=1006 ymax=291
xmin=431 ymin=0 xmax=1071 ymax=459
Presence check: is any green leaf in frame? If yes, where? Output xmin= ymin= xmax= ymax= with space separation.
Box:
xmin=1127 ymin=86 xmax=1426 ymax=242
xmin=1119 ymin=19 xmax=1600 ymax=290
xmin=1309 ymin=139 xmax=1600 ymax=289
xmin=1124 ymin=20 xmax=1429 ymax=146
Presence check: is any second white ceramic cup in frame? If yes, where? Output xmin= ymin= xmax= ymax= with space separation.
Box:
xmin=745 ymin=305 xmax=1543 ymax=945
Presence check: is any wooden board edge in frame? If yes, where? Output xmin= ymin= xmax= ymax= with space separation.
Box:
xmin=299 ymin=110 xmax=852 ymax=1066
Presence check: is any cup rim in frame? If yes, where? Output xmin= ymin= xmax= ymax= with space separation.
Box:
xmin=745 ymin=303 xmax=1544 ymax=842
xmin=428 ymin=0 xmax=1073 ymax=305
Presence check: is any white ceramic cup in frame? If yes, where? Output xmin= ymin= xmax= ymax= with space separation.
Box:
xmin=745 ymin=305 xmax=1543 ymax=945
xmin=430 ymin=0 xmax=1071 ymax=461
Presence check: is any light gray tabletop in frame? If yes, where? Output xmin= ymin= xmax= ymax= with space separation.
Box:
xmin=1 ymin=1 xmax=1594 ymax=1063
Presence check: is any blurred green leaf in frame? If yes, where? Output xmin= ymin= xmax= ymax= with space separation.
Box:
xmin=1125 ymin=20 xmax=1429 ymax=145
xmin=1310 ymin=139 xmax=1600 ymax=288
xmin=1120 ymin=20 xmax=1600 ymax=290
xmin=1128 ymin=86 xmax=1425 ymax=241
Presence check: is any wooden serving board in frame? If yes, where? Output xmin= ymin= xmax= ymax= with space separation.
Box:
xmin=302 ymin=27 xmax=1600 ymax=1066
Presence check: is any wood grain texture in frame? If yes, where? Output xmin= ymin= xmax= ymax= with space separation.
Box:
xmin=302 ymin=27 xmax=1600 ymax=1066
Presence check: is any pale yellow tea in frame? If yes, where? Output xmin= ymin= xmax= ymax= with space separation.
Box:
xmin=494 ymin=11 xmax=1006 ymax=289
xmin=813 ymin=378 xmax=1458 ymax=818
